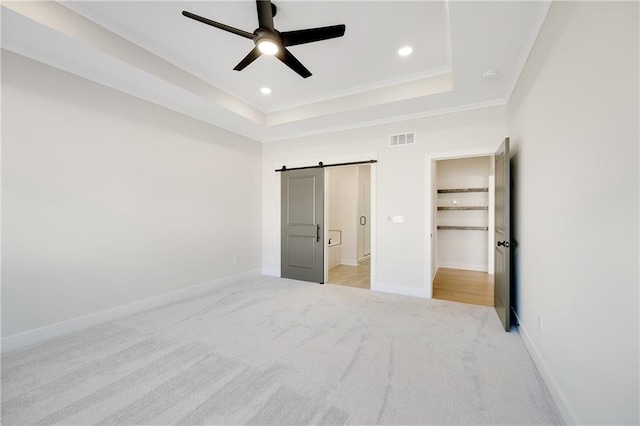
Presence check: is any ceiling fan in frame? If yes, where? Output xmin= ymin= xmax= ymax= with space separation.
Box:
xmin=182 ymin=1 xmax=346 ymax=78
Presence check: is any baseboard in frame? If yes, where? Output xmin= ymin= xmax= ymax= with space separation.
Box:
xmin=340 ymin=259 xmax=358 ymax=267
xmin=513 ymin=311 xmax=580 ymax=425
xmin=1 ymin=269 xmax=262 ymax=353
xmin=437 ymin=262 xmax=488 ymax=272
xmin=261 ymin=267 xmax=280 ymax=277
xmin=372 ymin=283 xmax=430 ymax=299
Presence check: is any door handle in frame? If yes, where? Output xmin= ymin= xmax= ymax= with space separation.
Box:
xmin=317 ymin=224 xmax=320 ymax=242
xmin=497 ymin=241 xmax=510 ymax=248
xmin=360 ymin=216 xmax=366 ymax=226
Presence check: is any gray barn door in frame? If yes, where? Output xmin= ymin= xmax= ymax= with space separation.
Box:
xmin=494 ymin=138 xmax=511 ymax=331
xmin=281 ymin=168 xmax=324 ymax=283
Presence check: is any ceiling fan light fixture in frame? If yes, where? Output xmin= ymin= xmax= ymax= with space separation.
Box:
xmin=257 ymin=39 xmax=279 ymax=55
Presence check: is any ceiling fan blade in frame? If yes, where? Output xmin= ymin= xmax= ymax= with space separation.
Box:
xmin=234 ymin=47 xmax=262 ymax=71
xmin=281 ymin=25 xmax=346 ymax=47
xmin=276 ymin=48 xmax=312 ymax=78
xmin=182 ymin=11 xmax=254 ymax=39
xmin=256 ymin=0 xmax=274 ymax=31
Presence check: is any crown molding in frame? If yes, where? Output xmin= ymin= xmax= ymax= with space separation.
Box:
xmin=504 ymin=0 xmax=553 ymax=102
xmin=261 ymin=98 xmax=507 ymax=143
xmin=266 ymin=66 xmax=452 ymax=114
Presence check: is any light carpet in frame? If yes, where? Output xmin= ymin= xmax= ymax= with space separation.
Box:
xmin=1 ymin=275 xmax=563 ymax=425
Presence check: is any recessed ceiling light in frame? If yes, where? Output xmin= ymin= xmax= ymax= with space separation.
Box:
xmin=398 ymin=46 xmax=413 ymax=57
xmin=260 ymin=87 xmax=272 ymax=95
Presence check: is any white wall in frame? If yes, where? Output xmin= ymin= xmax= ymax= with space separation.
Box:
xmin=436 ymin=156 xmax=491 ymax=272
xmin=508 ymin=2 xmax=639 ymax=424
xmin=327 ymin=167 xmax=358 ymax=266
xmin=262 ymin=106 xmax=507 ymax=297
xmin=2 ymin=51 xmax=263 ymax=341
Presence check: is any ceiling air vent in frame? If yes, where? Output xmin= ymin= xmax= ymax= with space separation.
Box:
xmin=389 ymin=132 xmax=416 ymax=147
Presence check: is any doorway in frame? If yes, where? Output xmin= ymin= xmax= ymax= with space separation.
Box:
xmin=429 ymin=154 xmax=495 ymax=306
xmin=326 ymin=165 xmax=371 ymax=289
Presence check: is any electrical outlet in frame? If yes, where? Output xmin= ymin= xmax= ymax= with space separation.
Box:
xmin=538 ymin=315 xmax=543 ymax=332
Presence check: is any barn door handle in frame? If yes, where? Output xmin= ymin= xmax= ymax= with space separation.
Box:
xmin=497 ymin=241 xmax=510 ymax=248
xmin=316 ymin=224 xmax=320 ymax=242
xmin=360 ymin=216 xmax=366 ymax=225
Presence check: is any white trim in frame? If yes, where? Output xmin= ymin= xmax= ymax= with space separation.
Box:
xmin=262 ymin=267 xmax=280 ymax=277
xmin=437 ymin=262 xmax=488 ymax=272
xmin=340 ymin=260 xmax=359 ymax=267
xmin=372 ymin=283 xmax=429 ymax=299
xmin=426 ymin=156 xmax=435 ymax=298
xmin=504 ymin=1 xmax=553 ymax=102
xmin=425 ymin=157 xmax=435 ymax=298
xmin=3 ymin=2 xmax=265 ymax=125
xmin=324 ymin=170 xmax=330 ymax=284
xmin=279 ymin=153 xmax=377 ymax=289
xmin=261 ymin=99 xmax=507 ymax=143
xmin=429 ymin=160 xmax=438 ymax=289
xmin=322 ymin=158 xmax=377 ymax=289
xmin=443 ymin=0 xmax=453 ymax=69
xmin=1 ymin=269 xmax=261 ymax=353
xmin=426 ymin=147 xmax=499 ymax=163
xmin=514 ymin=311 xmax=580 ymax=425
xmin=487 ymin=174 xmax=495 ymax=275
xmin=370 ymin=164 xmax=377 ymax=288
xmin=266 ymin=67 xmax=452 ymax=114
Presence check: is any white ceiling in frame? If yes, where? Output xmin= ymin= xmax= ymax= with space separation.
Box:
xmin=1 ymin=1 xmax=550 ymax=142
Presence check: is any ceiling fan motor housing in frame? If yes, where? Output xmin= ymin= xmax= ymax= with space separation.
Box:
xmin=255 ymin=28 xmax=282 ymax=54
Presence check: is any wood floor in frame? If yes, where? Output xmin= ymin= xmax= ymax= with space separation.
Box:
xmin=327 ymin=263 xmax=491 ymax=305
xmin=433 ymin=268 xmax=494 ymax=307
xmin=328 ymin=257 xmax=370 ymax=289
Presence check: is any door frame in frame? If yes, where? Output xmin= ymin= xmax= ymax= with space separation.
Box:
xmin=324 ymin=163 xmax=376 ymax=286
xmin=273 ymin=152 xmax=376 ymax=286
xmin=425 ymin=147 xmax=497 ymax=298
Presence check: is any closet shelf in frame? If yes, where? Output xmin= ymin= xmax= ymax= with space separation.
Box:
xmin=436 ymin=187 xmax=488 ymax=230
xmin=437 ymin=226 xmax=489 ymax=231
xmin=437 ymin=206 xmax=488 ymax=211
xmin=437 ymin=188 xmax=488 ymax=193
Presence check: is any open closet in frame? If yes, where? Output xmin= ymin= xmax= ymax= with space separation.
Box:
xmin=432 ymin=156 xmax=494 ymax=306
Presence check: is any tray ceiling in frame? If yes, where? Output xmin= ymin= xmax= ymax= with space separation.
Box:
xmin=1 ymin=1 xmax=551 ymax=142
